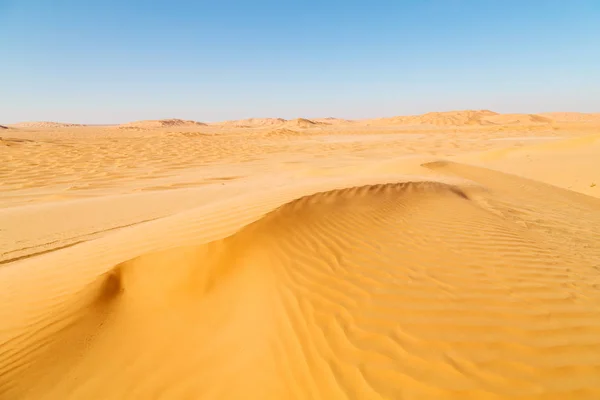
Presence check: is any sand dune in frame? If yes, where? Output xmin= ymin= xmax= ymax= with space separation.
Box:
xmin=216 ymin=118 xmax=329 ymax=128
xmin=8 ymin=121 xmax=85 ymax=128
xmin=312 ymin=117 xmax=353 ymax=125
xmin=0 ymin=125 xmax=8 ymax=130
xmin=364 ymin=110 xmax=556 ymax=127
xmin=2 ymin=118 xmax=600 ymax=398
xmin=217 ymin=118 xmax=287 ymax=127
xmin=283 ymin=118 xmax=326 ymax=128
xmin=483 ymin=113 xmax=552 ymax=125
xmin=416 ymin=109 xmax=499 ymax=125
xmin=539 ymin=112 xmax=600 ymax=122
xmin=2 ymin=155 xmax=600 ymax=398
xmin=370 ymin=110 xmax=499 ymax=126
xmin=118 ymin=119 xmax=206 ymax=129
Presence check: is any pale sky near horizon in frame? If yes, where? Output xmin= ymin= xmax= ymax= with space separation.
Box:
xmin=1 ymin=0 xmax=599 ymax=124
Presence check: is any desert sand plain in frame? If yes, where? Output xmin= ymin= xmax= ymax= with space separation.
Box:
xmin=1 ymin=110 xmax=600 ymax=399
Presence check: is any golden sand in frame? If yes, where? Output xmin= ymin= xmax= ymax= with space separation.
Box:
xmin=1 ymin=111 xmax=600 ymax=399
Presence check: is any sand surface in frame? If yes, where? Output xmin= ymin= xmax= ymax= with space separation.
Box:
xmin=1 ymin=112 xmax=600 ymax=399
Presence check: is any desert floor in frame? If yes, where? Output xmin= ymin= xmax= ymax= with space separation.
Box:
xmin=1 ymin=114 xmax=600 ymax=399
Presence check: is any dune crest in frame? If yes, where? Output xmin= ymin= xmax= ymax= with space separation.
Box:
xmin=2 ymin=163 xmax=600 ymax=398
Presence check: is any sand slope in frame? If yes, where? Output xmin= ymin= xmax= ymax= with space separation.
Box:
xmin=2 ymin=157 xmax=600 ymax=399
xmin=457 ymin=134 xmax=600 ymax=197
xmin=262 ymin=128 xmax=305 ymax=138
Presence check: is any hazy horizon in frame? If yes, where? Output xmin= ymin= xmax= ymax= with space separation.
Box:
xmin=1 ymin=0 xmax=599 ymax=124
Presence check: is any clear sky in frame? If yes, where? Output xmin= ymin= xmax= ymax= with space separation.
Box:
xmin=1 ymin=0 xmax=599 ymax=124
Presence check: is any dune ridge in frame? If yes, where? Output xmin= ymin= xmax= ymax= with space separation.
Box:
xmin=2 ymin=159 xmax=600 ymax=398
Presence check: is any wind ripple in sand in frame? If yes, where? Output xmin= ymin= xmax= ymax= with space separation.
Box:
xmin=2 ymin=171 xmax=600 ymax=399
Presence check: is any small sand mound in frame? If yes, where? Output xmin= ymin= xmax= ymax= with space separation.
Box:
xmin=119 ymin=119 xmax=207 ymax=129
xmin=9 ymin=121 xmax=84 ymax=128
xmin=2 ymin=164 xmax=600 ymax=398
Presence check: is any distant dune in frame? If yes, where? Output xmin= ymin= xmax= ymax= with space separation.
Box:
xmin=483 ymin=113 xmax=552 ymax=125
xmin=0 ymin=125 xmax=8 ymax=129
xmin=119 ymin=119 xmax=207 ymax=129
xmin=363 ymin=110 xmax=564 ymax=127
xmin=9 ymin=121 xmax=85 ymax=128
xmin=284 ymin=118 xmax=326 ymax=128
xmin=311 ymin=117 xmax=353 ymax=125
xmin=369 ymin=110 xmax=499 ymax=126
xmin=539 ymin=112 xmax=600 ymax=122
xmin=217 ymin=118 xmax=287 ymax=127
xmin=416 ymin=110 xmax=499 ymax=126
xmin=217 ymin=118 xmax=333 ymax=128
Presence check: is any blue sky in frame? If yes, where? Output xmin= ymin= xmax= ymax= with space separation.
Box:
xmin=1 ymin=0 xmax=599 ymax=123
